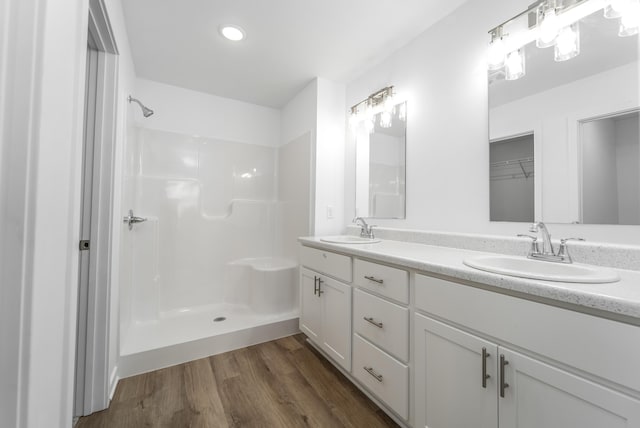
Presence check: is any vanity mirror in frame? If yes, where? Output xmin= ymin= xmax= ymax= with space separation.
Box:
xmin=354 ymin=101 xmax=407 ymax=219
xmin=488 ymin=0 xmax=639 ymax=224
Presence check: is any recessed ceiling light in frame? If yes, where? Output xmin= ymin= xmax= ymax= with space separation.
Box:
xmin=219 ymin=25 xmax=245 ymax=41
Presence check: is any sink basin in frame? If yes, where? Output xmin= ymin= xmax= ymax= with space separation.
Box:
xmin=320 ymin=235 xmax=381 ymax=244
xmin=463 ymin=255 xmax=620 ymax=283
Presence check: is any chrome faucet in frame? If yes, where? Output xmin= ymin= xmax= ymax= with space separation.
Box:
xmin=530 ymin=222 xmax=554 ymax=256
xmin=353 ymin=217 xmax=375 ymax=239
xmin=518 ymin=222 xmax=584 ymax=264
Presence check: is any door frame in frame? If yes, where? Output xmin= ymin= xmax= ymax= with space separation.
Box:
xmin=75 ymin=0 xmax=119 ymax=416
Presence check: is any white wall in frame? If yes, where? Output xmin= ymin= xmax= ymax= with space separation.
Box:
xmin=134 ymin=78 xmax=282 ymax=147
xmin=315 ymin=78 xmax=346 ymax=235
xmin=344 ymin=0 xmax=640 ymax=245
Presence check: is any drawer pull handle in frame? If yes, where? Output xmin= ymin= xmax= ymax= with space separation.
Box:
xmin=364 ymin=275 xmax=384 ymax=284
xmin=363 ymin=317 xmax=383 ymax=328
xmin=482 ymin=347 xmax=490 ymax=388
xmin=317 ymin=278 xmax=324 ymax=296
xmin=363 ymin=366 xmax=383 ymax=382
xmin=500 ymin=354 xmax=509 ymax=398
xmin=314 ymin=276 xmax=319 ymax=295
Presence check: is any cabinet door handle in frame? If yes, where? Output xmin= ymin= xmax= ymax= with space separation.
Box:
xmin=313 ymin=276 xmax=319 ymax=295
xmin=364 ymin=275 xmax=384 ymax=284
xmin=363 ymin=317 xmax=384 ymax=328
xmin=363 ymin=366 xmax=383 ymax=382
xmin=482 ymin=347 xmax=490 ymax=388
xmin=500 ymin=354 xmax=509 ymax=398
xmin=317 ymin=278 xmax=324 ymax=296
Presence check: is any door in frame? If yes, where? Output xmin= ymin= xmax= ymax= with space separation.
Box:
xmin=300 ymin=267 xmax=321 ymax=342
xmin=320 ymin=275 xmax=352 ymax=371
xmin=499 ymin=347 xmax=640 ymax=428
xmin=414 ymin=314 xmax=498 ymax=428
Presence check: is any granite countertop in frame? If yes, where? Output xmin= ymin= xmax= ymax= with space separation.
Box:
xmin=299 ymin=237 xmax=640 ymax=324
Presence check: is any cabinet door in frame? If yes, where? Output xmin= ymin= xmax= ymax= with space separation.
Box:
xmin=320 ymin=275 xmax=352 ymax=371
xmin=499 ymin=347 xmax=640 ymax=428
xmin=299 ymin=268 xmax=321 ymax=342
xmin=414 ymin=314 xmax=498 ymax=428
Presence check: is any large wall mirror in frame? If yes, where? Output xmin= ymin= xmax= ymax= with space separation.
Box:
xmin=488 ymin=0 xmax=639 ymax=224
xmin=355 ymin=101 xmax=407 ymax=219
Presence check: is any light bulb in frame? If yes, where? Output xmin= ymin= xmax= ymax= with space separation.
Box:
xmin=349 ymin=112 xmax=360 ymax=131
xmin=619 ymin=1 xmax=640 ymax=36
xmin=505 ymin=49 xmax=525 ymax=80
xmin=487 ymin=37 xmax=506 ymax=70
xmin=379 ymin=110 xmax=392 ymax=128
xmin=365 ymin=117 xmax=375 ymax=134
xmin=554 ymin=24 xmax=580 ymax=61
xmin=537 ymin=8 xmax=560 ymax=48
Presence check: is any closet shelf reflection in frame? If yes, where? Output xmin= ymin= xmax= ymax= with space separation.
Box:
xmin=490 ymin=156 xmax=534 ymax=181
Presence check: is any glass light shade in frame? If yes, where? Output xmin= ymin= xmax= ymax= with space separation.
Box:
xmin=505 ymin=49 xmax=525 ymax=80
xmin=379 ymin=110 xmax=392 ymax=128
xmin=537 ymin=8 xmax=560 ymax=48
xmin=349 ymin=112 xmax=359 ymax=131
xmin=487 ymin=37 xmax=506 ymax=70
xmin=554 ymin=24 xmax=580 ymax=61
xmin=619 ymin=1 xmax=640 ymax=36
xmin=605 ymin=0 xmax=630 ymax=18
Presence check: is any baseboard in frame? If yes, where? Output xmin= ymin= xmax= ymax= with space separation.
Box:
xmin=108 ymin=365 xmax=119 ymax=401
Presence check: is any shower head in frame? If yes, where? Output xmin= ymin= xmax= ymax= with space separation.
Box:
xmin=128 ymin=95 xmax=154 ymax=117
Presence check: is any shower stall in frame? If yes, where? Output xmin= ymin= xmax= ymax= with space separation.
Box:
xmin=118 ymin=119 xmax=311 ymax=376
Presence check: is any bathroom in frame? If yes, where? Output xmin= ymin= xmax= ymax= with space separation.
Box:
xmin=1 ymin=0 xmax=639 ymax=427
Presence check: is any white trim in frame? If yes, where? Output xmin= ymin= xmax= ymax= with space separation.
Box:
xmin=76 ymin=0 xmax=120 ymax=416
xmin=108 ymin=366 xmax=119 ymax=401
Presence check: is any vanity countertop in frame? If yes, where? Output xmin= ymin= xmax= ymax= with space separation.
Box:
xmin=298 ymin=237 xmax=640 ymax=324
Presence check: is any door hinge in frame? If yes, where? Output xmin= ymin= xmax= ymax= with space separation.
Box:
xmin=79 ymin=240 xmax=90 ymax=251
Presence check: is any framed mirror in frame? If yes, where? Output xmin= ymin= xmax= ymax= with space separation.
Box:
xmin=488 ymin=2 xmax=639 ymax=224
xmin=355 ymin=101 xmax=407 ymax=219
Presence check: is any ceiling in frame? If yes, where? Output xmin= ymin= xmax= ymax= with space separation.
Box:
xmin=121 ymin=0 xmax=468 ymax=108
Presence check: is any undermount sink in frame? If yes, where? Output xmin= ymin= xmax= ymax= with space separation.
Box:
xmin=320 ymin=235 xmax=381 ymax=244
xmin=463 ymin=255 xmax=620 ymax=283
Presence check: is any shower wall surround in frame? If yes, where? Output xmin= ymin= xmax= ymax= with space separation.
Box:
xmin=119 ymin=79 xmax=310 ymax=342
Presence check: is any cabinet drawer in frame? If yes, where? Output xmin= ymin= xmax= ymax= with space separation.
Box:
xmin=353 ymin=259 xmax=408 ymax=304
xmin=300 ymin=246 xmax=352 ymax=282
xmin=352 ymin=334 xmax=409 ymax=420
xmin=353 ymin=289 xmax=409 ymax=362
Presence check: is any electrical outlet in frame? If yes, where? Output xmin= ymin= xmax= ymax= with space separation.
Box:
xmin=326 ymin=205 xmax=334 ymax=219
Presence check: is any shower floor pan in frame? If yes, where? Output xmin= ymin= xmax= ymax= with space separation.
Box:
xmin=119 ymin=302 xmax=299 ymax=378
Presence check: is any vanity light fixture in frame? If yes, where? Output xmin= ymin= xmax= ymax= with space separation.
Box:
xmin=618 ymin=0 xmax=640 ymax=36
xmin=537 ymin=1 xmax=561 ymax=48
xmin=554 ymin=23 xmax=580 ymax=61
xmin=349 ymin=86 xmax=396 ymax=134
xmin=220 ymin=25 xmax=245 ymax=41
xmin=488 ymin=0 xmax=638 ymax=80
xmin=505 ymin=48 xmax=526 ymax=80
xmin=487 ymin=28 xmax=506 ymax=70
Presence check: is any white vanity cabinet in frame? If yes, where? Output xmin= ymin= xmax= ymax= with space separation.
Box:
xmin=414 ymin=273 xmax=640 ymax=428
xmin=352 ymin=259 xmax=410 ymax=420
xmin=299 ymin=247 xmax=353 ymax=371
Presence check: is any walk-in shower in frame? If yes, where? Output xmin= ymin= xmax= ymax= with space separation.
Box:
xmin=118 ymin=123 xmax=311 ymax=377
xmin=127 ymin=95 xmax=154 ymax=117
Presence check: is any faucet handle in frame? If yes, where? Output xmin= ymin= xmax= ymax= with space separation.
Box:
xmin=560 ymin=237 xmax=585 ymax=245
xmin=517 ymin=234 xmax=540 ymax=255
xmin=557 ymin=238 xmax=585 ymax=262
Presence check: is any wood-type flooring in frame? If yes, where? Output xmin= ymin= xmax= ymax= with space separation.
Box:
xmin=77 ymin=334 xmax=399 ymax=428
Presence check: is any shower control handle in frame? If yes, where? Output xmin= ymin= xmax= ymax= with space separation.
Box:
xmin=123 ymin=209 xmax=147 ymax=231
